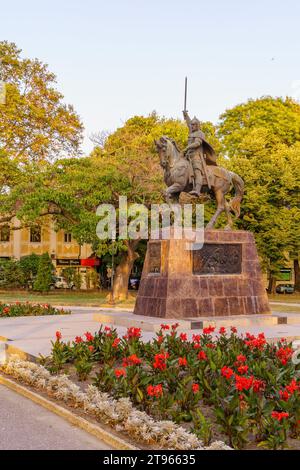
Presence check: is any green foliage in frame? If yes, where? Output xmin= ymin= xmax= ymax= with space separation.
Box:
xmin=219 ymin=97 xmax=300 ymax=288
xmin=0 ymin=302 xmax=69 ymax=317
xmin=0 ymin=259 xmax=24 ymax=288
xmin=45 ymin=324 xmax=300 ymax=449
xmin=0 ymin=41 xmax=83 ymax=163
xmin=19 ymin=253 xmax=40 ymax=288
xmin=33 ymin=252 xmax=54 ymax=292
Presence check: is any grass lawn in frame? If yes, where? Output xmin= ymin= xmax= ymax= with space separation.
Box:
xmin=0 ymin=289 xmax=137 ymax=308
xmin=269 ymin=293 xmax=300 ymax=303
xmin=0 ymin=290 xmax=299 ymax=311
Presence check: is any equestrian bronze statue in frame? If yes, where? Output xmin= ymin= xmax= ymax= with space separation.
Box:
xmin=154 ymin=109 xmax=244 ymax=229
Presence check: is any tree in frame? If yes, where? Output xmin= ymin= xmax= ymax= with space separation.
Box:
xmin=0 ymin=41 xmax=83 ymax=163
xmin=33 ymin=253 xmax=54 ymax=292
xmin=218 ymin=97 xmax=300 ymax=292
xmin=0 ymin=259 xmax=24 ymax=288
xmin=19 ymin=253 xmax=40 ymax=288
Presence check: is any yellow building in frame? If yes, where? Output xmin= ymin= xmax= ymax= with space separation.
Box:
xmin=0 ymin=219 xmax=100 ymax=288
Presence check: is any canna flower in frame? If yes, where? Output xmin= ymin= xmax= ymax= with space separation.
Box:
xmin=221 ymin=366 xmax=234 ymax=380
xmin=75 ymin=336 xmax=83 ymax=343
xmin=180 ymin=333 xmax=187 ymax=341
xmin=84 ymin=331 xmax=94 ymax=342
xmin=127 ymin=327 xmax=141 ymax=339
xmin=55 ymin=331 xmax=62 ymax=341
xmin=271 ymin=411 xmax=289 ymax=422
xmin=192 ymin=383 xmax=200 ymax=394
xmin=147 ymin=384 xmax=163 ymax=397
xmin=153 ymin=352 xmax=169 ymax=370
xmin=115 ymin=369 xmax=126 ymax=378
xmin=237 ymin=365 xmax=249 ymax=375
xmin=203 ymin=326 xmax=215 ymax=335
xmin=178 ymin=357 xmax=188 ymax=367
xmin=112 ymin=338 xmax=120 ymax=348
xmin=160 ymin=324 xmax=170 ymax=330
xmin=219 ymin=327 xmax=226 ymax=335
xmin=197 ymin=350 xmax=207 ymax=361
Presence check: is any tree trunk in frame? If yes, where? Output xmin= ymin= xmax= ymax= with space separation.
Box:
xmin=294 ymin=259 xmax=300 ymax=292
xmin=267 ymin=275 xmax=276 ymax=294
xmin=111 ymin=240 xmax=140 ymax=301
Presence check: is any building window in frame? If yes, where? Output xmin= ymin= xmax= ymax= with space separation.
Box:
xmin=0 ymin=225 xmax=10 ymax=242
xmin=64 ymin=232 xmax=72 ymax=243
xmin=30 ymin=226 xmax=41 ymax=243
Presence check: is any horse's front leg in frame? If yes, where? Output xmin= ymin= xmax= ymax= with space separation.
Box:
xmin=165 ymin=183 xmax=183 ymax=205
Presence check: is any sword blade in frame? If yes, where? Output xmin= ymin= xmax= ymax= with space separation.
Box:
xmin=184 ymin=76 xmax=187 ymax=112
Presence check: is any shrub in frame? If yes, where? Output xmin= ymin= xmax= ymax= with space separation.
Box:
xmin=33 ymin=253 xmax=54 ymax=292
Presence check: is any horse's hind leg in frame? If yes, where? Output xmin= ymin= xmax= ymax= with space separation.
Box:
xmin=206 ymin=188 xmax=225 ymax=229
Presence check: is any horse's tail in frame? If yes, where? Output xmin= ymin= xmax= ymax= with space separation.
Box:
xmin=229 ymin=172 xmax=244 ymax=218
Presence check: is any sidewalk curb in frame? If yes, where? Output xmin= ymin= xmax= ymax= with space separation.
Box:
xmin=0 ymin=374 xmax=138 ymax=451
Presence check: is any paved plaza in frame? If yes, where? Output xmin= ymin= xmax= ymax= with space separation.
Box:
xmin=0 ymin=303 xmax=300 ymax=361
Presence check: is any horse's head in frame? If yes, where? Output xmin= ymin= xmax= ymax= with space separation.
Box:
xmin=154 ymin=136 xmax=180 ymax=170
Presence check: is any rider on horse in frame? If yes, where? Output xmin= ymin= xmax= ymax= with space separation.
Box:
xmin=183 ymin=110 xmax=218 ymax=197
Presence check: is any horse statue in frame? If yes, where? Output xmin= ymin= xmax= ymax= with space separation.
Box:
xmin=154 ymin=136 xmax=244 ymax=230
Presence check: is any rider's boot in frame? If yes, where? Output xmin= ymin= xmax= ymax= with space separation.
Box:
xmin=189 ymin=171 xmax=202 ymax=197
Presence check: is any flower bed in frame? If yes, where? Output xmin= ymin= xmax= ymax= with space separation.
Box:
xmin=0 ymin=357 xmax=229 ymax=450
xmin=0 ymin=302 xmax=70 ymax=317
xmin=43 ymin=324 xmax=300 ymax=449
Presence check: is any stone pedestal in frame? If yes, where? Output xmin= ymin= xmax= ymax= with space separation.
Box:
xmin=134 ymin=230 xmax=270 ymax=318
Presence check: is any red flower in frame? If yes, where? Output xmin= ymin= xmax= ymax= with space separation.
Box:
xmin=178 ymin=357 xmax=188 ymax=367
xmin=84 ymin=331 xmax=94 ymax=342
xmin=252 ymin=378 xmax=265 ymax=393
xmin=221 ymin=366 xmax=234 ymax=380
xmin=153 ymin=352 xmax=169 ymax=370
xmin=276 ymin=347 xmax=293 ymax=366
xmin=203 ymin=326 xmax=215 ymax=335
xmin=244 ymin=333 xmax=266 ymax=351
xmin=55 ymin=331 xmax=62 ymax=341
xmin=231 ymin=326 xmax=237 ymax=334
xmin=171 ymin=323 xmax=179 ymax=330
xmin=104 ymin=326 xmax=111 ymax=332
xmin=112 ymin=338 xmax=120 ymax=348
xmin=236 ymin=355 xmax=247 ymax=363
xmin=147 ymin=384 xmax=163 ymax=397
xmin=192 ymin=334 xmax=201 ymax=343
xmin=206 ymin=343 xmax=215 ymax=349
xmin=193 ymin=343 xmax=201 ymax=349
xmin=88 ymin=345 xmax=94 ymax=353
xmin=180 ymin=333 xmax=187 ymax=341
xmin=160 ymin=324 xmax=170 ymax=330
xmin=219 ymin=327 xmax=226 ymax=335
xmin=192 ymin=383 xmax=200 ymax=394
xmin=122 ymin=354 xmax=142 ymax=366
xmin=75 ymin=336 xmax=83 ymax=343
xmin=157 ymin=335 xmax=164 ymax=344
xmin=279 ymin=390 xmax=290 ymax=402
xmin=235 ymin=375 xmax=253 ymax=391
xmin=237 ymin=365 xmax=249 ymax=375
xmin=115 ymin=369 xmax=126 ymax=378
xmin=285 ymin=379 xmax=298 ymax=394
xmin=127 ymin=327 xmax=141 ymax=339
xmin=197 ymin=350 xmax=207 ymax=361
xmin=271 ymin=411 xmax=289 ymax=422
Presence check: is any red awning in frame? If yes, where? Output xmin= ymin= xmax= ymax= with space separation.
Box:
xmin=80 ymin=258 xmax=100 ymax=267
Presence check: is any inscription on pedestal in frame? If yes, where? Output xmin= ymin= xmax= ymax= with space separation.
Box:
xmin=149 ymin=242 xmax=161 ymax=273
xmin=193 ymin=243 xmax=242 ymax=275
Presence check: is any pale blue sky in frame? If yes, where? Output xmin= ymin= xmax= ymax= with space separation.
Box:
xmin=1 ymin=0 xmax=300 ymax=153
